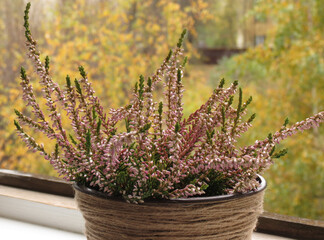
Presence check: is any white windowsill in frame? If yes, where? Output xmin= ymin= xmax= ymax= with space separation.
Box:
xmin=0 ymin=185 xmax=84 ymax=234
xmin=0 ymin=217 xmax=85 ymax=240
xmin=0 ymin=185 xmax=295 ymax=240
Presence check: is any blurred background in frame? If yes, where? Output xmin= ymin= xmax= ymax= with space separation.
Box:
xmin=0 ymin=0 xmax=323 ymax=220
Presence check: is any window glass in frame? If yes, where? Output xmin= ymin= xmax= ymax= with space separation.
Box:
xmin=1 ymin=0 xmax=323 ymax=221
xmin=255 ymin=35 xmax=265 ymax=45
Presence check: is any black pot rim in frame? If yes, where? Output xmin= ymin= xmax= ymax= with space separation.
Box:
xmin=73 ymin=175 xmax=266 ymax=203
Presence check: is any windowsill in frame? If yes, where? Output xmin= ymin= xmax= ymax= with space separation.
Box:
xmin=0 ymin=217 xmax=85 ymax=240
xmin=0 ymin=185 xmax=84 ymax=234
xmin=0 ymin=217 xmax=291 ymax=240
xmin=0 ymin=185 xmax=76 ymax=209
xmin=1 ymin=169 xmax=323 ymax=239
xmin=0 ymin=185 xmax=294 ymax=240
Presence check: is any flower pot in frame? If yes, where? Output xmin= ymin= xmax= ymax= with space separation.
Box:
xmin=74 ymin=175 xmax=266 ymax=240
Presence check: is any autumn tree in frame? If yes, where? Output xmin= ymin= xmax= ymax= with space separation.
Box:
xmin=0 ymin=0 xmax=55 ymax=174
xmin=0 ymin=0 xmax=213 ymax=175
xmin=216 ymin=0 xmax=324 ymax=220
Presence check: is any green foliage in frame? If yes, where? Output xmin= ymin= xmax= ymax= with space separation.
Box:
xmin=13 ymin=119 xmax=21 ymax=131
xmin=221 ymin=106 xmax=226 ymax=132
xmin=158 ymin=102 xmax=163 ymax=116
xmin=204 ymin=170 xmax=231 ymax=196
xmin=20 ymin=67 xmax=27 ymax=79
xmin=206 ymin=129 xmax=215 ymax=144
xmin=54 ymin=143 xmax=59 ymax=159
xmin=125 ymin=118 xmax=131 ymax=133
xmin=69 ymin=134 xmax=77 ymax=145
xmin=174 ymin=122 xmax=180 ymax=133
xmin=272 ymin=148 xmax=288 ymax=159
xmin=66 ymin=75 xmax=71 ymax=88
xmin=147 ymin=77 xmax=152 ymax=90
xmin=78 ymin=66 xmax=87 ymax=79
xmin=283 ymin=118 xmax=289 ymax=128
xmin=177 ymin=29 xmax=187 ymax=48
xmin=166 ymin=50 xmax=173 ymax=62
xmin=171 ymin=170 xmax=230 ymax=197
xmin=177 ymin=69 xmax=182 ymax=84
xmin=182 ymin=56 xmax=188 ymax=67
xmin=92 ymin=106 xmax=97 ymax=120
xmin=215 ymin=0 xmax=324 ymax=220
xmin=139 ymin=123 xmax=152 ymax=133
xmin=218 ymin=78 xmax=225 ymax=88
xmin=45 ymin=56 xmax=50 ymax=72
xmin=85 ymin=130 xmax=91 ymax=155
xmin=233 ymin=88 xmax=243 ymax=128
xmin=138 ymin=75 xmax=145 ymax=100
xmin=23 ymin=2 xmax=31 ymax=41
xmin=96 ymin=119 xmax=101 ymax=136
xmin=74 ymin=79 xmax=82 ymax=95
xmin=247 ymin=113 xmax=256 ymax=124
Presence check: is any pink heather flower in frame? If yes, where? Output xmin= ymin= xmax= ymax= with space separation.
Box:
xmin=15 ymin=4 xmax=324 ymax=204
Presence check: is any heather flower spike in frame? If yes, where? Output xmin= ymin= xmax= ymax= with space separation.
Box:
xmin=15 ymin=2 xmax=324 ymax=203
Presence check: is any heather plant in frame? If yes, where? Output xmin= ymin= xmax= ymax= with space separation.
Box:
xmin=15 ymin=3 xmax=324 ymax=203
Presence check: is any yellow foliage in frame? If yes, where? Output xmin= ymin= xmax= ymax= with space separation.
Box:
xmin=0 ymin=0 xmax=214 ymax=177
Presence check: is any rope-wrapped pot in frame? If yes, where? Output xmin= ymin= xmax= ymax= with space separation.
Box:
xmin=74 ymin=176 xmax=266 ymax=240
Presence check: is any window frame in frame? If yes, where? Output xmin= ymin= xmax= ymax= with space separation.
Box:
xmin=0 ymin=169 xmax=323 ymax=240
